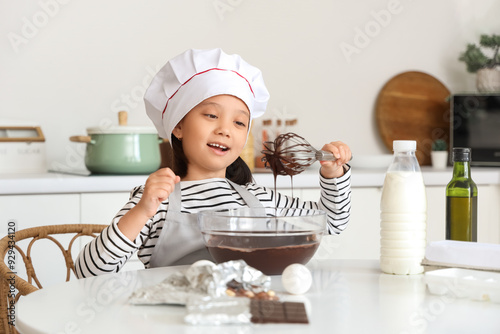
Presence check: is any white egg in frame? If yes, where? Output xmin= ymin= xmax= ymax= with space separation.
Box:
xmin=281 ymin=263 xmax=312 ymax=295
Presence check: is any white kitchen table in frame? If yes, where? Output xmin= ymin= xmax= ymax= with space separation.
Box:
xmin=15 ymin=260 xmax=500 ymax=334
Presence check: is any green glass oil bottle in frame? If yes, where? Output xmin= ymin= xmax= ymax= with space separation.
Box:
xmin=446 ymin=147 xmax=478 ymax=242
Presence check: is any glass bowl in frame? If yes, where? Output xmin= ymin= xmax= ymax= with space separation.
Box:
xmin=198 ymin=207 xmax=326 ymax=275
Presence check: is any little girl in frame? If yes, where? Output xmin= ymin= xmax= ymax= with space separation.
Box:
xmin=75 ymin=48 xmax=352 ymax=278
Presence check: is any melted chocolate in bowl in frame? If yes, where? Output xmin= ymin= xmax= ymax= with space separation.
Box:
xmin=205 ymin=232 xmax=320 ymax=275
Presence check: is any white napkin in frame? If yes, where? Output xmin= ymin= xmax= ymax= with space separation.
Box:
xmin=422 ymin=240 xmax=500 ymax=272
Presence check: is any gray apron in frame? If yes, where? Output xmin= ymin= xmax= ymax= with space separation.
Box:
xmin=149 ymin=179 xmax=263 ymax=267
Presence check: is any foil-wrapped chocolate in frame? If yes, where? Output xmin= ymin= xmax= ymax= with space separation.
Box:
xmin=128 ymin=260 xmax=270 ymax=306
xmin=127 ymin=271 xmax=203 ymax=305
xmin=184 ymin=296 xmax=252 ymax=325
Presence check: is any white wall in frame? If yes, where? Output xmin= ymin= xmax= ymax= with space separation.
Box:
xmin=1 ymin=0 xmax=499 ymax=172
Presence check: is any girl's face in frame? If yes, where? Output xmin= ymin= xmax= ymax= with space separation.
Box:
xmin=172 ymin=94 xmax=250 ymax=180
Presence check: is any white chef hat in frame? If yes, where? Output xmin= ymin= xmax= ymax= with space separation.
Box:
xmin=144 ymin=48 xmax=270 ymax=140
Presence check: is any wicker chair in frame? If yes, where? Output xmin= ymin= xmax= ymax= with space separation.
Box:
xmin=0 ymin=224 xmax=107 ymax=334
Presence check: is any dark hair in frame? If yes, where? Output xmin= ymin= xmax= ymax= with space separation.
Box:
xmin=171 ymin=135 xmax=253 ymax=185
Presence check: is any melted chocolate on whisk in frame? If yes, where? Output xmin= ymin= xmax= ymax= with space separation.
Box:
xmin=261 ymin=133 xmax=313 ymax=177
xmin=261 ymin=133 xmax=314 ymax=205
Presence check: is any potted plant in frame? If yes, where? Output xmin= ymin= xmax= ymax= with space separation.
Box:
xmin=431 ymin=139 xmax=448 ymax=169
xmin=459 ymin=34 xmax=500 ymax=92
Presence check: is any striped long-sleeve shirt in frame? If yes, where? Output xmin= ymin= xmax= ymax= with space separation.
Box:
xmin=75 ymin=168 xmax=351 ymax=278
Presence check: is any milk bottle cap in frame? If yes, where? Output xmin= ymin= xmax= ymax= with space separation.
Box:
xmin=393 ymin=140 xmax=416 ymax=151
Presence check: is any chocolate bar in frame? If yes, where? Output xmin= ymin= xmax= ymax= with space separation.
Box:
xmin=250 ymin=300 xmax=309 ymax=324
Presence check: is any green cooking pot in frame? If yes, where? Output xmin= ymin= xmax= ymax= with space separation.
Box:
xmin=70 ymin=125 xmax=162 ymax=175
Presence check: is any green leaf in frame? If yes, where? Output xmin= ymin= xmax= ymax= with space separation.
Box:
xmin=479 ymin=34 xmax=500 ymax=48
xmin=459 ymin=34 xmax=500 ymax=72
xmin=432 ymin=139 xmax=447 ymax=151
xmin=459 ymin=44 xmax=489 ymax=72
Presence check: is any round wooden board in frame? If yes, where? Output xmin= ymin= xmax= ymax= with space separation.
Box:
xmin=375 ymin=71 xmax=450 ymax=166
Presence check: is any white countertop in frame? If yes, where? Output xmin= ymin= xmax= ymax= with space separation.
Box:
xmin=1 ymin=167 xmax=500 ymax=195
xmin=15 ymin=260 xmax=500 ymax=333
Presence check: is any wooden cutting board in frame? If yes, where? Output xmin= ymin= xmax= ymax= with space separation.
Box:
xmin=375 ymin=71 xmax=450 ymax=166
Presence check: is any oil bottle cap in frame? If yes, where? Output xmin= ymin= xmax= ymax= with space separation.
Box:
xmin=393 ymin=140 xmax=416 ymax=151
xmin=452 ymin=147 xmax=471 ymax=162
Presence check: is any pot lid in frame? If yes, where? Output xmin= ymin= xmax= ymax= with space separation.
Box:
xmin=86 ymin=125 xmax=158 ymax=135
xmin=86 ymin=111 xmax=158 ymax=135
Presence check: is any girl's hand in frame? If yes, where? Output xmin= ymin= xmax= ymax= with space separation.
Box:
xmin=135 ymin=168 xmax=181 ymax=218
xmin=319 ymin=141 xmax=352 ymax=178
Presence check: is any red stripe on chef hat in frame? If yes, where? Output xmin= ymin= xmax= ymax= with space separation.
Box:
xmin=161 ymin=68 xmax=255 ymax=118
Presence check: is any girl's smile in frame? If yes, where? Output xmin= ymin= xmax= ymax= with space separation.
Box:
xmin=207 ymin=142 xmax=229 ymax=154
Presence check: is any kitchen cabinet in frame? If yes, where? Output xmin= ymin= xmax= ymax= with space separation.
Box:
xmin=477 ymin=185 xmax=500 ymax=243
xmin=1 ymin=168 xmax=499 ymax=286
xmin=0 ymin=194 xmax=81 ymax=287
xmin=0 ymin=192 xmax=144 ymax=288
xmin=314 ymin=187 xmax=381 ymax=260
xmin=80 ymin=193 xmax=128 ymax=225
xmin=423 ymin=185 xmax=500 ymax=244
xmin=80 ymin=192 xmax=144 ymax=272
xmin=313 ymin=184 xmax=500 ymax=260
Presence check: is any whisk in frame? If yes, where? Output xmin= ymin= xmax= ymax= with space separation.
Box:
xmin=261 ymin=133 xmax=347 ymax=176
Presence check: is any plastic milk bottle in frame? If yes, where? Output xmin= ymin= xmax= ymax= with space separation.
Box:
xmin=380 ymin=140 xmax=427 ymax=275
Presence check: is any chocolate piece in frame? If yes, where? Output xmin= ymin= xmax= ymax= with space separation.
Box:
xmin=225 ymin=279 xmax=277 ymax=300
xmin=283 ymin=301 xmax=309 ymax=323
xmin=226 ymin=278 xmax=243 ymax=291
xmin=250 ymin=300 xmax=309 ymax=324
